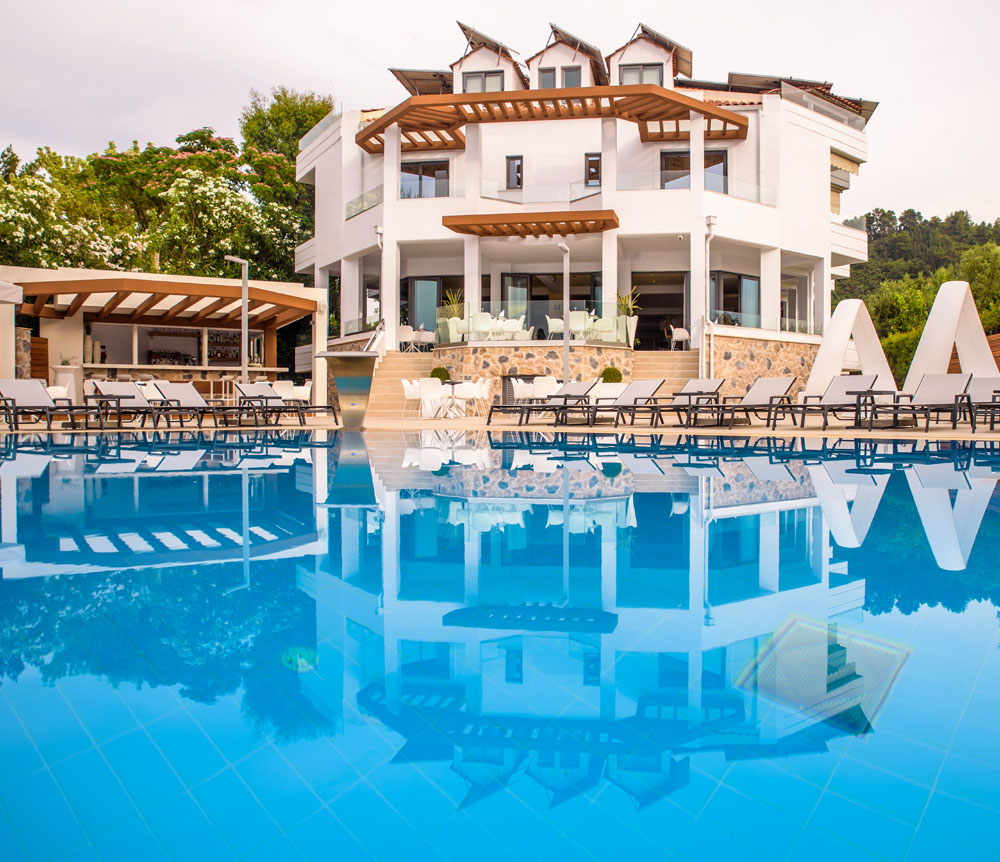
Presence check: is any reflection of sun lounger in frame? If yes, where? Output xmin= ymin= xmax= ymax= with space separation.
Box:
xmin=0 ymin=453 xmax=52 ymax=478
xmin=154 ymin=449 xmax=207 ymax=472
xmin=617 ymin=453 xmax=663 ymax=476
xmin=742 ymin=457 xmax=794 ymax=482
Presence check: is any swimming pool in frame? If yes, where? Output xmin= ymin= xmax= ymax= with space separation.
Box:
xmin=0 ymin=430 xmax=998 ymax=860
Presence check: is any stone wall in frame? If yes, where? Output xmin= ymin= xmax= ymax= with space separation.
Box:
xmin=710 ymin=460 xmax=815 ymax=507
xmin=709 ymin=333 xmax=819 ymax=400
xmin=433 ymin=343 xmax=633 ymax=405
xmin=15 ymin=327 xmax=31 ymax=379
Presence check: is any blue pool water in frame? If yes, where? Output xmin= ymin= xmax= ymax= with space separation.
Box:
xmin=0 ymin=429 xmax=998 ymax=860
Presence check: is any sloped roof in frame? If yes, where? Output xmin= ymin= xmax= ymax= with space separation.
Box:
xmin=606 ymin=23 xmax=693 ymax=78
xmin=389 ymin=69 xmax=453 ymax=96
xmin=524 ymin=23 xmax=609 ymax=86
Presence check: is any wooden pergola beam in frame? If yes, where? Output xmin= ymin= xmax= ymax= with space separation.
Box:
xmin=188 ymin=296 xmax=232 ymax=325
xmin=159 ymin=295 xmax=201 ymax=322
xmin=97 ymin=291 xmax=130 ymax=320
xmin=130 ymin=292 xmax=167 ymax=319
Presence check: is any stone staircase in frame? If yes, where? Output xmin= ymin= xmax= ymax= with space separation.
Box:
xmin=364 ymin=351 xmax=436 ymax=420
xmin=630 ymin=350 xmax=700 ymax=395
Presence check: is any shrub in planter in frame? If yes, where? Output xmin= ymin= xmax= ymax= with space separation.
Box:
xmin=430 ymin=366 xmax=451 ymax=381
xmin=600 ymin=366 xmax=623 ymax=383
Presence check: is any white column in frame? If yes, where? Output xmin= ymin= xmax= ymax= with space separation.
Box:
xmin=313 ymin=266 xmax=329 ymax=406
xmin=812 ymin=255 xmax=831 ymax=332
xmin=381 ymin=125 xmax=402 ymax=349
xmin=464 ymin=524 xmax=480 ymax=604
xmin=601 ymin=230 xmax=619 ymax=316
xmin=1 ymin=305 xmax=15 ymax=379
xmin=489 ymin=264 xmax=503 ymax=312
xmin=760 ymin=247 xmax=782 ymax=331
xmin=1 ymin=476 xmax=16 ymax=544
xmin=381 ymin=493 xmax=401 ymax=710
xmin=600 ymin=117 xmax=618 ymax=197
xmin=340 ymin=256 xmax=361 ymax=330
xmin=688 ymin=112 xmax=708 ymax=354
xmin=463 ymin=235 xmax=481 ymax=315
xmin=131 ymin=324 xmax=138 ymax=365
xmin=464 ymin=124 xmax=481 ymax=202
xmin=758 ymin=511 xmax=780 ymax=592
xmin=342 ymin=509 xmax=361 ymax=580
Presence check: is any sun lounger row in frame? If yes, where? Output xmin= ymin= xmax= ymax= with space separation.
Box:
xmin=0 ymin=379 xmax=339 ymax=431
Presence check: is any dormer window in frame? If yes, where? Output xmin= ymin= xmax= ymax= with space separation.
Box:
xmin=539 ymin=67 xmax=556 ymax=89
xmin=463 ymin=71 xmax=504 ymax=93
xmin=620 ymin=63 xmax=663 ymax=86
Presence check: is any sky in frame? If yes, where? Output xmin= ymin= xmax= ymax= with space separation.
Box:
xmin=4 ymin=0 xmax=998 ymax=221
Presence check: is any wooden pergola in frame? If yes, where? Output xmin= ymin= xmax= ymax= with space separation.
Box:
xmin=17 ymin=273 xmax=317 ymax=332
xmin=356 ymin=84 xmax=749 ymax=154
xmin=442 ymin=210 xmax=619 ymax=238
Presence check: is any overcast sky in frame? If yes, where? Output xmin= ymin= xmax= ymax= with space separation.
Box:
xmin=5 ymin=0 xmax=997 ymax=221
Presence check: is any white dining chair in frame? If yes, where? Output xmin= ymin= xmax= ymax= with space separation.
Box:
xmin=545 ymin=315 xmax=564 ymax=340
xmin=417 ymin=377 xmax=445 ymax=418
xmin=401 ymin=379 xmax=420 ymax=416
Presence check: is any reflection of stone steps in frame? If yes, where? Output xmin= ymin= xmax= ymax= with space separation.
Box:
xmin=365 ymin=352 xmax=436 ymax=420
xmin=630 ymin=350 xmax=700 ymax=395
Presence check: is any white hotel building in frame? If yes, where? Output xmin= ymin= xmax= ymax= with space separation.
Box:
xmin=296 ymin=22 xmax=876 ymax=392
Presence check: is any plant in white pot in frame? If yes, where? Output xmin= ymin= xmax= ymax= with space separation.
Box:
xmin=617 ymin=287 xmax=641 ymax=347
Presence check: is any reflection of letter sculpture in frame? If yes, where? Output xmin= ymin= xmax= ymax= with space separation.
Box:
xmin=808 ymin=462 xmax=889 ymax=549
xmin=904 ymin=467 xmax=996 ymax=571
xmin=903 ymin=281 xmax=1000 ymax=393
xmin=804 ymin=298 xmax=896 ymax=397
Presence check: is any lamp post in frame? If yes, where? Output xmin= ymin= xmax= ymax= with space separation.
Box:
xmin=701 ymin=216 xmax=718 ymax=380
xmin=224 ymin=255 xmax=250 ymax=384
xmin=558 ymin=241 xmax=570 ymax=383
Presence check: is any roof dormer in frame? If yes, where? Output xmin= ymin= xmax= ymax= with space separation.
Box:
xmin=606 ymin=23 xmax=693 ymax=89
xmin=451 ymin=21 xmax=528 ymax=93
xmin=524 ymin=24 xmax=608 ymax=89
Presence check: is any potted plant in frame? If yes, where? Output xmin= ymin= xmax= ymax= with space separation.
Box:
xmin=617 ymin=287 xmax=640 ymax=347
xmin=430 ymin=366 xmax=451 ymax=381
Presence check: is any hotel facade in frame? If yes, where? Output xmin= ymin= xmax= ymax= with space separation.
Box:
xmin=297 ymin=23 xmax=875 ymax=394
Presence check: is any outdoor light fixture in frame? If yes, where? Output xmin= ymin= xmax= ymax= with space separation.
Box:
xmin=224 ymin=255 xmax=250 ymax=384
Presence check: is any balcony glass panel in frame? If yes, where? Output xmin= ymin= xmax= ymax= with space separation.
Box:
xmin=433 ymin=300 xmax=627 ymax=345
xmin=345 ymin=184 xmax=383 ymax=219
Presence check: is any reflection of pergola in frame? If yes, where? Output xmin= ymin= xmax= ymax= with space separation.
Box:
xmin=16 ymin=270 xmax=318 ymax=331
xmin=356 ymin=84 xmax=749 ymax=154
xmin=443 ymin=210 xmax=619 ymax=238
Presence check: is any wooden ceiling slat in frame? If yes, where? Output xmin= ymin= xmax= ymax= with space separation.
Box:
xmin=32 ymin=293 xmax=50 ymax=315
xmin=220 ymin=299 xmax=265 ymax=324
xmin=97 ymin=291 xmax=130 ymax=320
xmin=189 ymin=297 xmax=232 ymax=324
xmin=442 ymin=210 xmax=619 ymax=238
xmin=159 ymin=295 xmax=201 ymax=322
xmin=66 ymin=292 xmax=89 ymax=317
xmin=130 ymin=292 xmax=167 ymax=319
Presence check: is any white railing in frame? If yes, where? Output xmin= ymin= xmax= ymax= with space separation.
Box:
xmin=481 ymin=178 xmax=599 ymax=204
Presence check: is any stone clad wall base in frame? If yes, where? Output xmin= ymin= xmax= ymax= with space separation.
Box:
xmin=15 ymin=327 xmax=32 ymax=379
xmin=434 ymin=343 xmax=634 ymax=404
xmin=710 ymin=333 xmax=819 ymax=399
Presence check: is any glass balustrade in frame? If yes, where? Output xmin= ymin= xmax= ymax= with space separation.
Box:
xmin=344 ymin=185 xmax=383 ymax=219
xmin=480 ymin=178 xmax=598 ymax=204
xmin=617 ymin=170 xmax=774 ymax=205
xmin=342 ymin=313 xmax=381 ymax=336
xmin=831 ymin=209 xmax=867 ymax=232
xmin=430 ymin=299 xmax=628 ymax=345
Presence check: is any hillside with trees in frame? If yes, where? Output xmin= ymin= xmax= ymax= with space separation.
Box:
xmin=834 ymin=209 xmax=1000 ymax=382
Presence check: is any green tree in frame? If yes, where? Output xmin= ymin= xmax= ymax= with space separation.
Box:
xmin=239 ymin=86 xmax=336 ymax=162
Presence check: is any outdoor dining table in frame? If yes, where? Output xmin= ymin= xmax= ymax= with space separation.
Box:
xmin=436 ymin=380 xmax=467 ymax=419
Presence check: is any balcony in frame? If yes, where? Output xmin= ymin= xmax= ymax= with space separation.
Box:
xmin=294 ymin=237 xmax=315 ymax=274
xmin=345 ymin=185 xmax=383 ymax=220
xmin=830 ymin=209 xmax=868 ymax=265
xmin=430 ymin=299 xmax=627 ymax=345
xmin=617 ymin=170 xmax=774 ymax=206
xmin=481 ymin=178 xmax=600 ymax=205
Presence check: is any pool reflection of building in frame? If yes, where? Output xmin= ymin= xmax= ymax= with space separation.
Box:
xmin=304 ymin=432 xmax=917 ymax=808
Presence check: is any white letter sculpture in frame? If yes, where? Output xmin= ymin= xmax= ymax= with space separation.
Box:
xmin=803 ymin=299 xmax=896 ymax=398
xmin=903 ymin=281 xmax=998 ymax=393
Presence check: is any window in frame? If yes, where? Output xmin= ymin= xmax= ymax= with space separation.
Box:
xmin=584 ymin=153 xmax=601 ymax=187
xmin=620 ymin=63 xmax=663 ymax=86
xmin=399 ymin=160 xmax=449 ymax=199
xmin=506 ymin=155 xmax=523 ymax=190
xmin=562 ymin=65 xmax=581 ymax=88
xmin=538 ymin=67 xmax=556 ymax=89
xmin=463 ymin=71 xmax=503 ymax=93
xmin=659 ymin=150 xmax=728 ymax=190
xmin=711 ymin=271 xmax=761 ymax=327
xmin=505 ymin=648 xmax=523 ymax=684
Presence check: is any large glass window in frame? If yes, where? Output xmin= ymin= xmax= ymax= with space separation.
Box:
xmin=538 ymin=67 xmax=556 ymax=89
xmin=399 ymin=160 xmax=449 ymax=199
xmin=584 ymin=153 xmax=601 ymax=187
xmin=562 ymin=66 xmax=581 ymax=88
xmin=506 ymin=155 xmax=523 ymax=190
xmin=463 ymin=71 xmax=503 ymax=93
xmin=620 ymin=63 xmax=663 ymax=86
xmin=659 ymin=150 xmax=728 ymax=191
xmin=711 ymin=271 xmax=761 ymax=327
